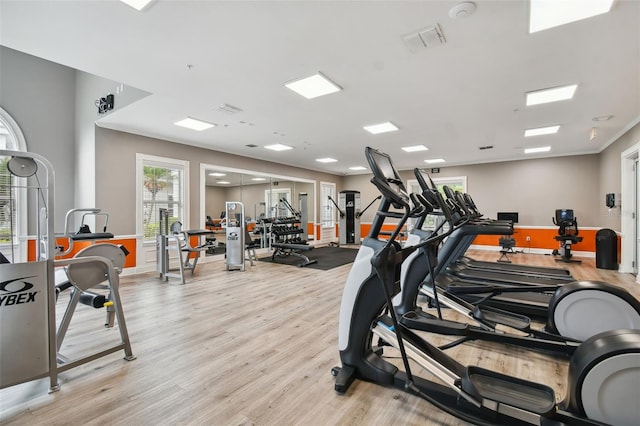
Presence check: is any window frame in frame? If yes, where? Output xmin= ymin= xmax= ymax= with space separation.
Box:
xmin=136 ymin=153 xmax=189 ymax=243
xmin=320 ymin=181 xmax=337 ymax=228
xmin=0 ymin=107 xmax=28 ymax=261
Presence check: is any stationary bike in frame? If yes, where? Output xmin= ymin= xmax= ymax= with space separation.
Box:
xmin=333 ymin=147 xmax=640 ymax=426
xmin=552 ymin=209 xmax=583 ymax=263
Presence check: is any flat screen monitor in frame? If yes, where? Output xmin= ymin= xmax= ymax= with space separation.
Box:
xmin=497 ymin=212 xmax=519 ymax=223
xmin=555 ymin=209 xmax=574 ymax=222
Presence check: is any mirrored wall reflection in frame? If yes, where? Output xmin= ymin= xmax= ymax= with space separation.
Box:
xmin=202 ymin=168 xmax=316 ymax=250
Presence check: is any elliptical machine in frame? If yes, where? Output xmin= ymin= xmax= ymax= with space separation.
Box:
xmin=394 ymin=168 xmax=640 ymax=354
xmin=333 ymin=147 xmax=640 ymax=426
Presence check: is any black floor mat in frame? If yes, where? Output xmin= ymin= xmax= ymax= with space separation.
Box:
xmin=259 ymin=246 xmax=358 ymax=270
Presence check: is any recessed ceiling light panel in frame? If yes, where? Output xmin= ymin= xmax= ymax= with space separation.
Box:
xmin=208 ymin=172 xmax=226 ymax=177
xmin=216 ymin=180 xmax=231 ymax=185
xmin=424 ymin=158 xmax=446 ymax=164
xmin=316 ymin=158 xmax=338 ymax=163
xmin=526 ymin=84 xmax=578 ymax=106
xmin=524 ymin=146 xmax=551 ymax=154
xmin=252 ymin=177 xmax=267 ymax=181
xmin=349 ymin=166 xmax=368 ymax=171
xmin=174 ymin=117 xmax=215 ymax=131
xmin=363 ymin=121 xmax=399 ymax=135
xmin=284 ymin=72 xmax=342 ymax=99
xmin=265 ymin=144 xmax=293 ymax=151
xmin=524 ymin=125 xmax=560 ymax=137
xmin=402 ymin=145 xmax=429 ymax=152
xmin=529 ymin=0 xmax=614 ymax=33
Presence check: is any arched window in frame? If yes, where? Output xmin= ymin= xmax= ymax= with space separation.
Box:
xmin=0 ymin=107 xmax=28 ymax=261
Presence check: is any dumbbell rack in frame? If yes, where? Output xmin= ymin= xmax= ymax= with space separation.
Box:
xmin=267 ymin=216 xmax=307 ymax=250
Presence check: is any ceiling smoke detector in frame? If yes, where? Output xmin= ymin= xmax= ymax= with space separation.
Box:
xmin=449 ymin=2 xmax=476 ymax=19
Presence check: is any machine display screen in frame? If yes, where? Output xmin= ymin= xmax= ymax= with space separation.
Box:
xmin=497 ymin=212 xmax=519 ymax=223
xmin=555 ymin=209 xmax=574 ymax=222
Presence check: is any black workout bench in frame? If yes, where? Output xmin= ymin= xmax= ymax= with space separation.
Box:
xmin=271 ymin=242 xmax=317 ymax=267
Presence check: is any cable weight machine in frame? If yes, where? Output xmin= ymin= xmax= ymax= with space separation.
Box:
xmin=328 ymin=191 xmax=380 ymax=245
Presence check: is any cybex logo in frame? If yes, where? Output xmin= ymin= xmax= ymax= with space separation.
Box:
xmin=0 ymin=276 xmax=39 ymax=307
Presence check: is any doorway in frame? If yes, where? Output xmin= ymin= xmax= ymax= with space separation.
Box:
xmin=621 ymin=142 xmax=640 ymax=279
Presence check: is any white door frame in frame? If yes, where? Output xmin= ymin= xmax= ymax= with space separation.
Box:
xmin=620 ymin=141 xmax=640 ymax=278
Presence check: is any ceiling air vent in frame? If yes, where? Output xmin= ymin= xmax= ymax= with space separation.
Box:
xmin=402 ymin=24 xmax=446 ymax=53
xmin=245 ymin=144 xmax=259 ymax=148
xmin=217 ymin=103 xmax=243 ymax=114
xmin=479 ymin=145 xmax=494 ymax=150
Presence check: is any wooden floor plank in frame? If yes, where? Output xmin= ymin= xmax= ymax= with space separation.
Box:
xmin=1 ymin=250 xmax=638 ymax=425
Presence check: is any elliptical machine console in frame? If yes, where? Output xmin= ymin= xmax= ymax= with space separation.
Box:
xmin=333 ymin=146 xmax=640 ymax=426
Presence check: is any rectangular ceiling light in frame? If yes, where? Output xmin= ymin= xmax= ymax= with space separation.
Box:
xmin=402 ymin=144 xmax=429 ymax=152
xmin=524 ymin=146 xmax=552 ymax=154
xmin=265 ymin=144 xmax=293 ymax=151
xmin=174 ymin=117 xmax=215 ymax=131
xmin=252 ymin=177 xmax=267 ymax=181
xmin=363 ymin=121 xmax=399 ymax=135
xmin=529 ymin=0 xmax=614 ymax=33
xmin=424 ymin=158 xmax=446 ymax=164
xmin=284 ymin=72 xmax=341 ymax=99
xmin=316 ymin=158 xmax=338 ymax=163
xmin=526 ymin=84 xmax=578 ymax=106
xmin=120 ymin=0 xmax=155 ymax=11
xmin=349 ymin=166 xmax=367 ymax=171
xmin=524 ymin=125 xmax=560 ymax=137
xmin=208 ymin=172 xmax=226 ymax=177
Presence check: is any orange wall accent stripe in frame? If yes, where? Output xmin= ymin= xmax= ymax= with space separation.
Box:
xmin=338 ymin=224 xmax=608 ymax=254
xmin=472 ymin=228 xmax=605 ymax=252
xmin=27 ymin=237 xmax=137 ymax=267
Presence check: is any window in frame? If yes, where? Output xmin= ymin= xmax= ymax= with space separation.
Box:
xmin=320 ymin=181 xmax=336 ymax=228
xmin=406 ymin=175 xmax=467 ymax=232
xmin=407 ymin=175 xmax=467 ymax=196
xmin=0 ymin=108 xmax=27 ymax=259
xmin=136 ymin=154 xmax=189 ymax=242
xmin=265 ymin=188 xmax=292 ymax=218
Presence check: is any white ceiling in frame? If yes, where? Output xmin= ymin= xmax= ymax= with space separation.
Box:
xmin=1 ymin=0 xmax=639 ymax=175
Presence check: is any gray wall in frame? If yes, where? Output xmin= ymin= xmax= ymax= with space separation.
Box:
xmin=345 ymin=154 xmax=601 ymax=227
xmin=94 ymin=127 xmax=341 ymax=235
xmin=0 ymin=46 xmax=76 ymax=230
xmin=73 ymin=71 xmax=148 ymax=209
xmin=205 ymin=186 xmax=226 ymax=219
xmin=598 ymin=121 xmax=640 ymax=231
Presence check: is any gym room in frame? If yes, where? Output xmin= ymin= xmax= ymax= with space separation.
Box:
xmin=1 ymin=1 xmax=639 ymax=425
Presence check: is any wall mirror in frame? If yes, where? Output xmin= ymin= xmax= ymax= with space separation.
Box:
xmin=199 ymin=164 xmax=316 ymax=250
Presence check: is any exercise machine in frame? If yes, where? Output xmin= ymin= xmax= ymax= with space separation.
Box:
xmin=0 ymin=150 xmax=134 ymax=393
xmin=328 ymin=190 xmax=360 ymax=245
xmin=55 ymin=208 xmax=130 ymax=328
xmin=333 ymin=147 xmax=640 ymax=425
xmin=225 ymin=201 xmax=246 ymax=271
xmin=157 ymin=208 xmax=216 ymax=281
xmin=328 ymin=191 xmax=380 ymax=246
xmin=397 ymin=169 xmax=640 ymax=335
xmin=552 ymin=209 xmax=583 ymax=263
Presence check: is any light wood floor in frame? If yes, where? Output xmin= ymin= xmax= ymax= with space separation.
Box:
xmin=1 ymin=249 xmax=638 ymax=425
